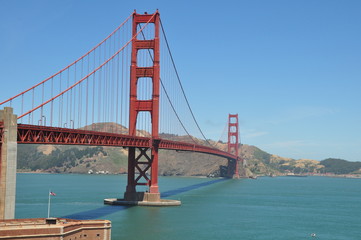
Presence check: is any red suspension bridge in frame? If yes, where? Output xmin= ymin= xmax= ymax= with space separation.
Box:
xmin=0 ymin=11 xmax=242 ymax=212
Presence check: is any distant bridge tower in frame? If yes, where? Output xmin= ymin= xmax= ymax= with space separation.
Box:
xmin=227 ymin=114 xmax=240 ymax=178
xmin=124 ymin=11 xmax=162 ymax=202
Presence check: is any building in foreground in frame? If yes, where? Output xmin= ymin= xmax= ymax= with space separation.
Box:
xmin=0 ymin=218 xmax=111 ymax=240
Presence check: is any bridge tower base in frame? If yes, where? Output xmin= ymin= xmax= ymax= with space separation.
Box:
xmin=104 ymin=196 xmax=181 ymax=206
xmin=0 ymin=107 xmax=17 ymax=219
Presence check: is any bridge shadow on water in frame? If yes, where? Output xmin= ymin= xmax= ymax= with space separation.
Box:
xmin=160 ymin=178 xmax=227 ymax=198
xmin=62 ymin=178 xmax=227 ymax=220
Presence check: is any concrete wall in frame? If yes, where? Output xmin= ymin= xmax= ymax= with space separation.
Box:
xmin=0 ymin=107 xmax=17 ymax=220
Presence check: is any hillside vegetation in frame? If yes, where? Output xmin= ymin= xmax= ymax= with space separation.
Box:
xmin=320 ymin=158 xmax=361 ymax=174
xmin=16 ymin=123 xmax=361 ymax=177
xmin=17 ymin=144 xmax=361 ymax=177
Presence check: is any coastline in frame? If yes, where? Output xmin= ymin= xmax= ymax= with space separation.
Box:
xmin=16 ymin=170 xmax=361 ymax=179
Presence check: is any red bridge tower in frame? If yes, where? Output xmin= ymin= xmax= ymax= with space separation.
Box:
xmin=124 ymin=11 xmax=163 ymax=203
xmin=227 ymin=114 xmax=240 ymax=178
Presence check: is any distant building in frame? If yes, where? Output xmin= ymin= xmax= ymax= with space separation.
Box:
xmin=0 ymin=218 xmax=111 ymax=240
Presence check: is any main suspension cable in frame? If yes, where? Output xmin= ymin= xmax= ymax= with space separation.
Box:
xmin=160 ymin=19 xmax=212 ymax=146
xmin=138 ymin=25 xmax=198 ymax=144
xmin=0 ymin=13 xmax=133 ymax=107
xmin=18 ymin=13 xmax=156 ymax=120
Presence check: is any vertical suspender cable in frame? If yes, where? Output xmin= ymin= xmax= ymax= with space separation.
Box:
xmin=160 ymin=19 xmax=211 ymax=146
xmin=50 ymin=77 xmax=54 ymax=126
xmin=21 ymin=94 xmax=24 ymax=124
xmin=59 ymin=73 xmax=62 ymax=127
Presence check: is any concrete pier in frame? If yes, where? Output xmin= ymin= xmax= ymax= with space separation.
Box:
xmin=0 ymin=107 xmax=17 ymax=219
xmin=104 ymin=192 xmax=181 ymax=206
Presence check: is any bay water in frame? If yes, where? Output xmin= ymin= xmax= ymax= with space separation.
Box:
xmin=15 ymin=173 xmax=361 ymax=239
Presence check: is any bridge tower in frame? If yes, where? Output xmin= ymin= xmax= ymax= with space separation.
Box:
xmin=124 ymin=11 xmax=161 ymax=202
xmin=227 ymin=114 xmax=240 ymax=178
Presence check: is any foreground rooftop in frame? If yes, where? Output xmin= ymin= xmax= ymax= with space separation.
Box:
xmin=0 ymin=218 xmax=111 ymax=240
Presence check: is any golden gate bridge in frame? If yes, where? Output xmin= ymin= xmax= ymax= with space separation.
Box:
xmin=0 ymin=10 xmax=242 ymax=217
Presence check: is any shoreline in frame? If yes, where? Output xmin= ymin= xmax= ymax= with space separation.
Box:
xmin=16 ymin=171 xmax=361 ymax=179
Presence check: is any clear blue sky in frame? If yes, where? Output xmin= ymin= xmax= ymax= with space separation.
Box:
xmin=1 ymin=0 xmax=360 ymax=161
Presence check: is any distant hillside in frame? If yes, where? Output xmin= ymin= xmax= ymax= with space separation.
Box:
xmin=16 ymin=122 xmax=360 ymax=177
xmin=320 ymin=158 xmax=361 ymax=174
xmin=17 ymin=145 xmax=118 ymax=174
xmin=17 ymin=121 xmax=234 ymax=176
xmin=79 ymin=122 xmax=128 ymax=135
xmin=17 ymin=144 xmax=232 ymax=177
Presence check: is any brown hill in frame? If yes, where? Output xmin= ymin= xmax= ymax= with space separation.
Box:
xmin=18 ymin=122 xmax=325 ymax=177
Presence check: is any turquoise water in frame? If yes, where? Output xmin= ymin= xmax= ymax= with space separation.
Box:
xmin=16 ymin=174 xmax=361 ymax=239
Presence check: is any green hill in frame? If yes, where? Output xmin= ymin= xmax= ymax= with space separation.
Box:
xmin=320 ymin=158 xmax=361 ymax=174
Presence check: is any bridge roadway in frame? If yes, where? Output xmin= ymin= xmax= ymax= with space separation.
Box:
xmin=0 ymin=123 xmax=237 ymax=161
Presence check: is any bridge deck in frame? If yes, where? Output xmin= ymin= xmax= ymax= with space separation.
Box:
xmin=12 ymin=124 xmax=237 ymax=161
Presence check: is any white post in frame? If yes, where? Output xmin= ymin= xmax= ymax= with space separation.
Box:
xmin=47 ymin=190 xmax=51 ymax=218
